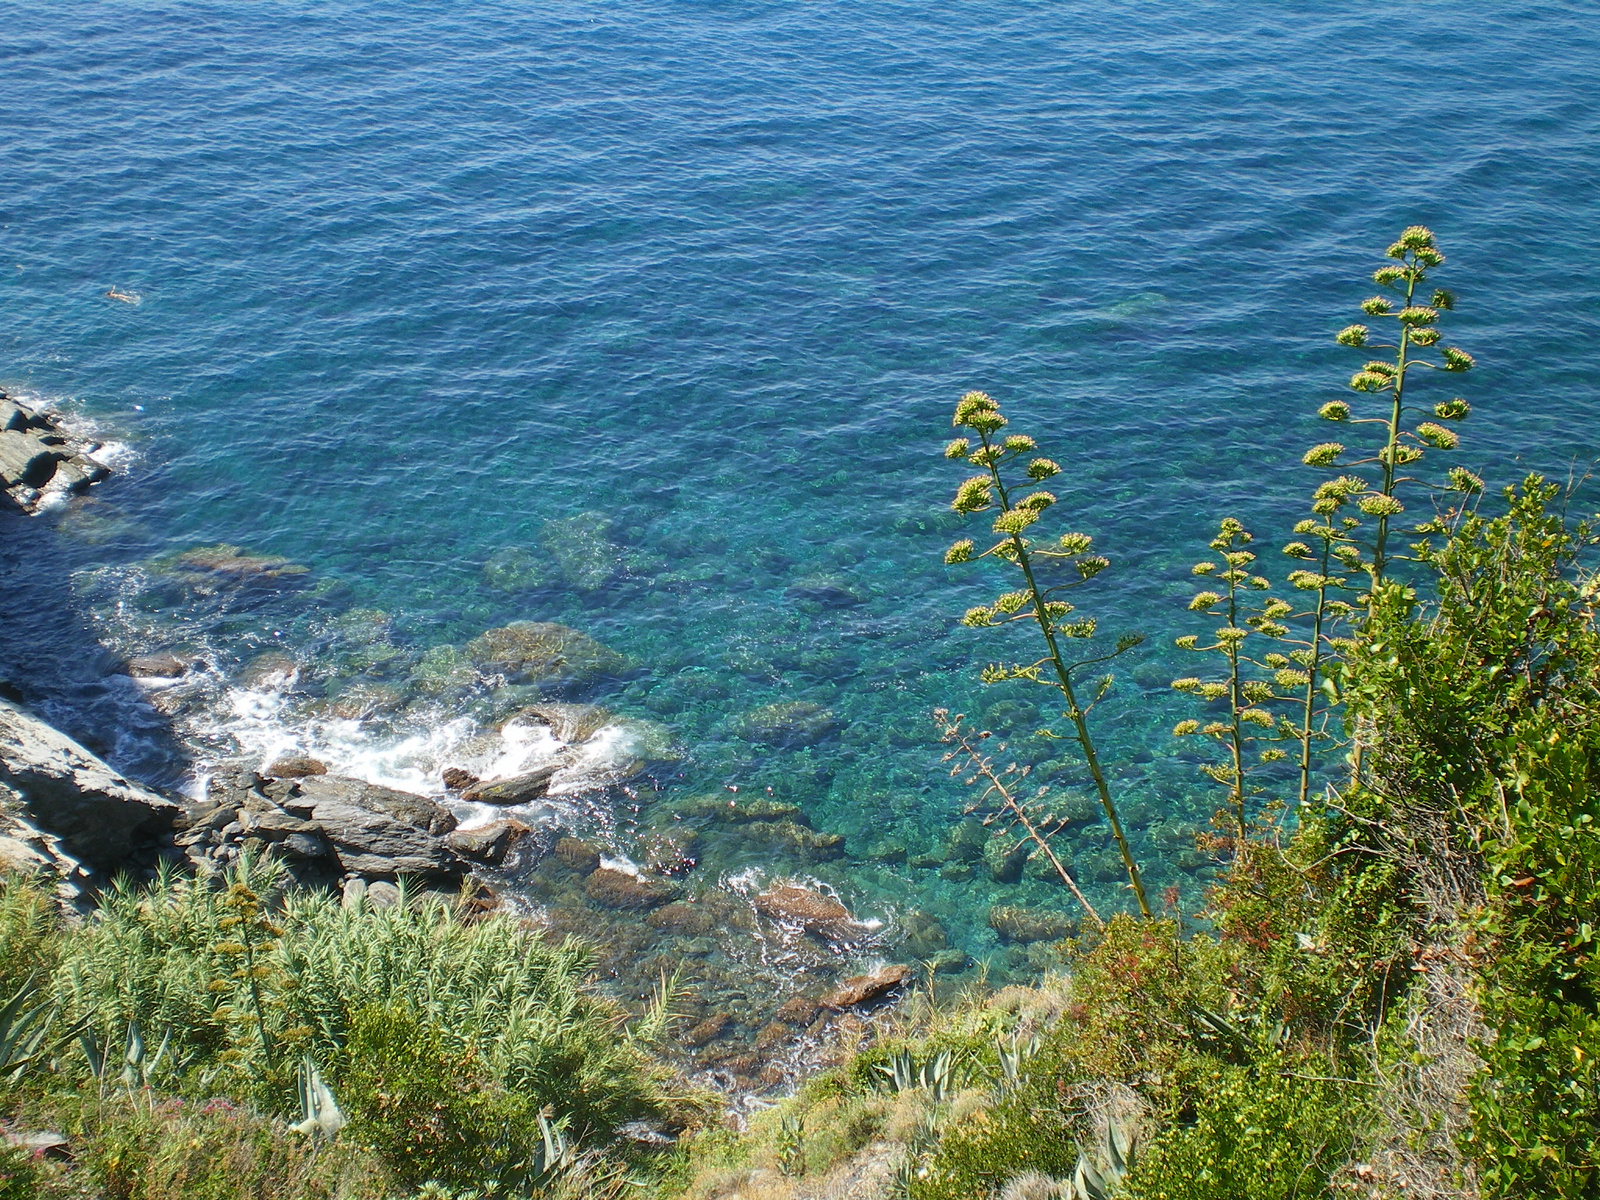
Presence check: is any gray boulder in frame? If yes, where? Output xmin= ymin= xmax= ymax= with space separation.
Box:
xmin=0 ymin=697 xmax=180 ymax=865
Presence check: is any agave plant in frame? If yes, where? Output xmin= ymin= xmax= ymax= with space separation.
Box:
xmin=942 ymin=390 xmax=1151 ymax=916
xmin=1306 ymin=225 xmax=1479 ymax=590
xmin=0 ymin=975 xmax=59 ymax=1080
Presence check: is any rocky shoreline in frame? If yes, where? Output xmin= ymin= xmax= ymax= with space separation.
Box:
xmin=0 ymin=392 xmax=112 ymax=515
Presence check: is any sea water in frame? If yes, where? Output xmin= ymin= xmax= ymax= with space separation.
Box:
xmin=2 ymin=1 xmax=1598 ymax=1060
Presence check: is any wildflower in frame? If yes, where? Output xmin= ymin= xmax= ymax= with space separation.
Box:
xmin=1319 ymin=401 xmax=1351 ymax=421
xmin=1335 ymin=325 xmax=1368 ymax=348
xmin=1441 ymin=346 xmax=1474 ymax=371
xmin=1027 ymin=457 xmax=1061 ymax=480
xmin=944 ymin=539 xmax=974 ymax=564
xmin=1415 ymin=422 xmax=1459 ymax=450
xmin=1303 ymin=443 xmax=1344 ymax=467
xmin=944 ymin=438 xmax=970 ymax=460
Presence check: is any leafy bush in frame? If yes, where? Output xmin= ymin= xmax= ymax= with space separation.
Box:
xmin=50 ymin=862 xmax=664 ymax=1142
xmin=1122 ymin=1059 xmax=1360 ymax=1200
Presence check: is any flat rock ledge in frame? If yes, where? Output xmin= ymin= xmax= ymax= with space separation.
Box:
xmin=0 ymin=392 xmax=113 ymax=514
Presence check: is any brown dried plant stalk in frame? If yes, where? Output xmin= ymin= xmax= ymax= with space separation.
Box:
xmin=936 ymin=709 xmax=1103 ymax=929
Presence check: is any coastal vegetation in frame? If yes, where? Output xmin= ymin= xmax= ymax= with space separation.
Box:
xmin=4 ymin=226 xmax=1598 ymax=1200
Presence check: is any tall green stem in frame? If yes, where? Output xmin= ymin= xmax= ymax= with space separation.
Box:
xmin=1372 ymin=267 xmax=1418 ymax=585
xmin=977 ymin=430 xmax=1153 ymax=918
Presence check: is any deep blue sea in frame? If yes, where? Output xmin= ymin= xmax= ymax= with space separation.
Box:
xmin=3 ymin=1 xmax=1599 ymax=1044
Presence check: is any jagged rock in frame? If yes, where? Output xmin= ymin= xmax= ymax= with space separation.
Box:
xmin=984 ymin=836 xmax=1031 ymax=883
xmin=441 ymin=766 xmax=479 ymax=792
xmin=553 ymin=836 xmax=602 ymax=875
xmin=584 ymin=867 xmax=677 ymax=910
xmin=238 ymin=807 xmax=319 ymax=838
xmin=0 ymin=697 xmax=181 ymax=865
xmin=446 ymin=820 xmax=528 ymax=865
xmin=286 ymin=775 xmax=456 ymax=836
xmin=821 ymin=964 xmax=913 ymax=1009
xmin=734 ymin=701 xmax=837 ymax=748
xmin=126 ymin=651 xmax=190 ymax=679
xmin=263 ymin=756 xmax=327 ymax=779
xmin=466 ymin=621 xmax=629 ymax=694
xmin=461 ymin=761 xmax=562 ymax=805
xmin=280 ymin=832 xmax=331 ymax=859
xmin=0 ymin=394 xmax=111 ymax=513
xmin=988 ymin=905 xmax=1076 ymax=944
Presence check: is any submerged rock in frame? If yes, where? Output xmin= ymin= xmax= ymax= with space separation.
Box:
xmin=553 ymin=836 xmax=602 ymax=875
xmin=984 ymin=836 xmax=1031 ymax=883
xmin=155 ymin=544 xmax=310 ymax=595
xmin=584 ymin=867 xmax=677 ymax=910
xmin=481 ymin=546 xmax=551 ymax=593
xmin=784 ymin=574 xmax=864 ymax=609
xmin=988 ymin=905 xmax=1076 ymax=945
xmin=465 ymin=621 xmax=629 ymax=694
xmin=541 ymin=511 xmax=624 ymax=591
xmin=734 ymin=701 xmax=838 ymax=748
xmin=441 ymin=766 xmax=479 ymax=792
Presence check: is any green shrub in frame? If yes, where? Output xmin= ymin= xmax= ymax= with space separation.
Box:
xmin=338 ymin=1002 xmax=556 ymax=1193
xmin=1123 ymin=1058 xmax=1363 ymax=1200
xmin=10 ymin=1091 xmax=384 ymax=1200
xmin=0 ymin=872 xmax=62 ymax=998
xmin=50 ymin=863 xmax=664 ymax=1142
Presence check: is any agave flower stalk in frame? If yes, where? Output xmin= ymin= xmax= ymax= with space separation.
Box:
xmin=936 ymin=709 xmax=1103 ymax=929
xmin=1171 ymin=519 xmax=1296 ymax=837
xmin=942 ymin=390 xmax=1151 ymax=917
xmin=1278 ymin=501 xmax=1359 ymax=810
xmin=1305 ymin=226 xmax=1479 ymax=591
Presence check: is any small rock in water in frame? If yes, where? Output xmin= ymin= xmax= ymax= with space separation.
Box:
xmin=126 ymin=651 xmax=189 ymax=679
xmin=446 ymin=820 xmax=528 ymax=865
xmin=774 ymin=994 xmax=821 ymax=1026
xmin=541 ymin=511 xmax=624 ymax=591
xmin=755 ymin=883 xmax=851 ymax=932
xmin=440 ymin=766 xmax=479 ymax=792
xmin=646 ymin=901 xmax=717 ymax=935
xmin=821 ymin=964 xmax=913 ymax=1009
xmin=988 ymin=905 xmax=1076 ymax=944
xmin=465 ymin=621 xmax=629 ymax=694
xmin=237 ymin=651 xmax=300 ymax=690
xmin=682 ymin=1012 xmax=732 ymax=1048
xmin=553 ymin=836 xmax=602 ymax=875
xmin=462 ymin=762 xmax=562 ymax=805
xmin=263 ymin=756 xmax=327 ymax=779
xmin=584 ymin=867 xmax=677 ymax=910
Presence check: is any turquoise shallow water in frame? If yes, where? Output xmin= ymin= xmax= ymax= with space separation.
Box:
xmin=3 ymin=1 xmax=1600 ymax=1024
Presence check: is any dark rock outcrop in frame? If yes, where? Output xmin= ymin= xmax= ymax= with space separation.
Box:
xmin=0 ymin=394 xmax=112 ymax=514
xmin=0 ymin=696 xmax=181 ymax=864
